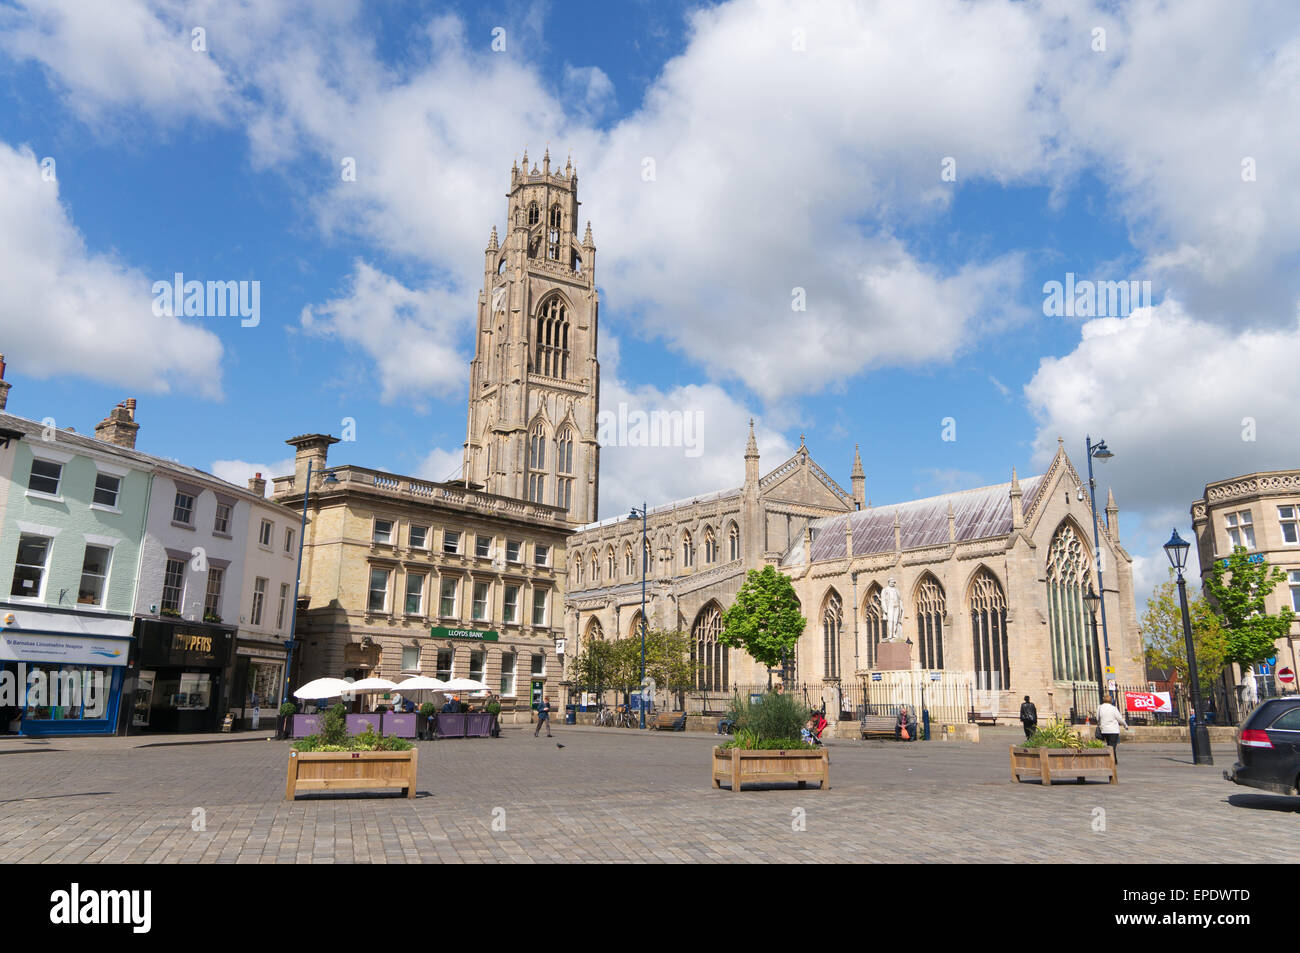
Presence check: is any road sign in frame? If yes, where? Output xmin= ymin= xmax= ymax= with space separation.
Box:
xmin=930 ymin=671 xmax=942 ymax=681
xmin=871 ymin=672 xmax=882 ymax=681
xmin=1279 ymin=667 xmax=1295 ymax=685
xmin=1266 ymin=656 xmax=1276 ymax=666
xmin=1104 ymin=665 xmax=1115 ymax=676
xmin=1107 ymin=680 xmax=1117 ymax=693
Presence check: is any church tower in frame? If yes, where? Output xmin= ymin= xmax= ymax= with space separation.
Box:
xmin=462 ymin=149 xmax=600 ymax=525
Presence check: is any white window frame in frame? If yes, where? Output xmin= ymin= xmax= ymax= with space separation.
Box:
xmin=531 ymin=588 xmax=548 ymax=627
xmin=535 ymin=544 xmax=550 ymax=567
xmin=10 ymin=533 xmax=54 ymax=601
xmin=409 ymin=524 xmax=429 ymax=549
xmin=367 ymin=568 xmax=390 ymax=614
xmin=161 ymin=557 xmax=187 ymax=612
xmin=443 ymin=530 xmax=462 ymax=555
xmin=373 ymin=519 xmax=393 ymax=545
xmin=1279 ymin=506 xmax=1300 ymax=546
xmin=405 ymin=573 xmax=426 ymax=616
xmin=77 ymin=543 xmax=113 ymax=608
xmin=204 ymin=566 xmax=224 ymax=619
xmin=435 ymin=647 xmax=454 ymax=681
xmin=475 ymin=535 xmax=492 ymax=558
xmin=1290 ymin=570 xmax=1300 ymax=613
xmin=258 ymin=518 xmax=273 ymax=548
xmin=472 ymin=580 xmax=490 ymax=622
xmin=469 ymin=649 xmax=486 ymax=684
xmin=213 ymin=502 xmax=232 ymax=535
xmin=251 ymin=576 xmax=268 ymax=625
xmin=284 ymin=527 xmax=295 ymax=554
xmin=500 ymin=651 xmax=517 ymax=696
xmin=439 ymin=576 xmax=458 ymax=617
xmin=26 ymin=457 xmax=65 ymax=500
xmin=503 ymin=584 xmax=519 ymax=624
xmin=1225 ymin=510 xmax=1256 ymax=551
xmin=173 ymin=491 xmax=196 ymax=526
xmin=277 ymin=582 xmax=290 ymax=629
xmin=506 ymin=540 xmax=522 ymax=563
xmin=402 ymin=645 xmax=421 ymax=672
xmin=91 ymin=472 xmax=122 ymax=510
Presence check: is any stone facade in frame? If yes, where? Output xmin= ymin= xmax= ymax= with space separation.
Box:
xmin=272 ymin=435 xmax=571 ymax=714
xmin=1191 ymin=469 xmax=1300 ymax=689
xmin=462 ymin=150 xmax=600 ymax=526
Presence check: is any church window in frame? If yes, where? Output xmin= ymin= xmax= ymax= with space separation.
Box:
xmin=1046 ymin=523 xmax=1099 ymax=683
xmin=624 ymin=543 xmax=635 ymax=576
xmin=862 ymin=584 xmax=883 ymax=669
xmin=606 ymin=547 xmax=616 ymax=579
xmin=692 ymin=604 xmax=728 ymax=692
xmin=728 ymin=523 xmax=740 ymax=561
xmin=527 ymin=202 xmax=539 ymax=226
xmin=682 ymin=531 xmax=694 ymax=568
xmin=547 ymin=205 xmax=562 ymax=259
xmin=535 ymin=297 xmax=570 ymax=379
xmin=914 ymin=575 xmax=946 ymax=669
xmin=969 ymin=568 xmax=1009 ymax=691
xmin=556 ymin=427 xmax=574 ymax=512
xmin=527 ymin=423 xmax=546 ymax=503
xmin=822 ymin=590 xmax=842 ymax=679
xmin=704 ymin=527 xmax=717 ymax=563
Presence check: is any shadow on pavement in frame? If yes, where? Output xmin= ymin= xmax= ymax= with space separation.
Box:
xmin=1226 ymin=793 xmax=1300 ymax=813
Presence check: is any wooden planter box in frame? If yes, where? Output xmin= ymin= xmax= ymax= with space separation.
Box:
xmin=285 ymin=749 xmax=418 ymax=800
xmin=1009 ymin=745 xmax=1116 ymax=785
xmin=712 ymin=745 xmax=829 ymax=792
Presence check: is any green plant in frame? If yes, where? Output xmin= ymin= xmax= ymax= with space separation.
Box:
xmin=160 ymin=607 xmax=181 ymax=618
xmin=1142 ymin=569 xmax=1227 ymax=692
xmin=203 ymin=612 xmax=222 ymax=624
xmin=1203 ymin=546 xmax=1295 ymax=669
xmin=320 ymin=703 xmax=348 ymax=746
xmin=721 ymin=728 xmax=813 ymax=750
xmin=1021 ymin=720 xmax=1106 ymax=749
xmin=419 ymin=702 xmax=437 ymax=718
xmin=485 ymin=699 xmax=502 ymax=717
xmin=726 ymin=690 xmax=810 ymax=743
xmin=721 ymin=566 xmax=806 ymax=671
xmin=278 ymin=701 xmax=297 ymax=718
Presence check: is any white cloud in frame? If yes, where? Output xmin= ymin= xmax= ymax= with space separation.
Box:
xmin=416 ymin=445 xmax=464 ymax=484
xmin=299 ymin=261 xmax=468 ymax=408
xmin=210 ymin=456 xmax=297 ymax=495
xmin=0 ymin=142 xmax=224 ymax=398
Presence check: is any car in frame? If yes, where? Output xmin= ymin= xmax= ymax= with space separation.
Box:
xmin=1223 ymin=696 xmax=1300 ymax=796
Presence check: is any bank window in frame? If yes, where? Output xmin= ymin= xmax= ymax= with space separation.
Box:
xmin=472 ymin=581 xmax=489 ymax=621
xmin=373 ymin=519 xmax=393 ymax=545
xmin=213 ymin=502 xmax=231 ymax=535
xmin=1225 ymin=510 xmax=1255 ymax=550
xmin=258 ymin=518 xmax=273 ymax=547
xmin=531 ymin=653 xmax=545 ymax=676
xmin=532 ymin=588 xmax=548 ymax=626
xmin=535 ymin=544 xmax=550 ymax=567
xmin=277 ymin=582 xmax=290 ymax=629
xmin=506 ymin=540 xmax=522 ymax=563
xmin=444 ymin=530 xmax=461 ymax=554
xmin=402 ymin=645 xmax=421 ymax=671
xmin=367 ymin=568 xmax=389 ymax=614
xmin=435 ymin=648 xmax=454 ymax=681
xmin=500 ymin=652 xmax=516 ymax=695
xmin=161 ymin=557 xmax=186 ymax=612
xmin=440 ymin=577 xmax=458 ymax=617
xmin=410 ymin=524 xmax=428 ymax=549
xmin=174 ymin=491 xmax=196 ymax=525
xmin=1280 ymin=506 xmax=1299 ymax=545
xmin=475 ymin=534 xmax=492 ymax=558
xmin=205 ymin=567 xmax=224 ymax=619
xmin=405 ymin=573 xmax=425 ymax=616
xmin=503 ymin=584 xmax=519 ymax=624
xmin=251 ymin=577 xmax=268 ymax=625
xmin=11 ymin=534 xmax=52 ymax=599
xmin=1290 ymin=570 xmax=1300 ymax=612
xmin=93 ymin=472 xmax=121 ymax=508
xmin=28 ymin=458 xmax=63 ymax=496
xmin=470 ymin=650 xmax=485 ymax=683
xmin=77 ymin=544 xmax=112 ymax=606
xmin=284 ymin=527 xmax=295 ymax=554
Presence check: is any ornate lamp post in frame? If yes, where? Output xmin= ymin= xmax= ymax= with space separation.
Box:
xmin=1084 ymin=436 xmax=1114 ymax=677
xmin=1164 ymin=528 xmax=1213 ymax=766
xmin=628 ymin=504 xmax=648 ymax=729
xmin=1083 ymin=584 xmax=1105 ymax=707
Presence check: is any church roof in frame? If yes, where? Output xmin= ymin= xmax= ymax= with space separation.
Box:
xmin=804 ymin=473 xmax=1046 ymax=562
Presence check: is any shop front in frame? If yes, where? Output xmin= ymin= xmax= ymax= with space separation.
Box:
xmin=132 ymin=618 xmax=235 ymax=733
xmin=0 ymin=626 xmax=130 ymax=736
xmin=230 ymin=640 xmax=288 ymax=730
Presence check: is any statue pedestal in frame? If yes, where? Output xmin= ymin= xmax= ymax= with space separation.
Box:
xmin=875 ymin=642 xmax=912 ymax=671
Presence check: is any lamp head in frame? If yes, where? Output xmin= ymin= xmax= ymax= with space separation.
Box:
xmin=1083 ymin=585 xmax=1101 ymax=609
xmin=322 ymin=471 xmax=339 ymax=484
xmin=1092 ymin=441 xmax=1114 ymax=460
xmin=1163 ymin=528 xmax=1191 ymax=572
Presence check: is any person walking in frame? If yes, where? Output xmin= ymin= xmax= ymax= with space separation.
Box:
xmin=1097 ymin=693 xmax=1127 ymax=762
xmin=1019 ymin=695 xmax=1038 ymax=740
xmin=534 ymin=695 xmax=553 ymax=738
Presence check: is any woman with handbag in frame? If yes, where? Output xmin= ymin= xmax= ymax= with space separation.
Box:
xmin=1096 ymin=693 xmax=1127 ymax=762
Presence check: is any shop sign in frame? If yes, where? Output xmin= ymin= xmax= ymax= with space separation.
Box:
xmin=0 ymin=632 xmax=128 ymax=667
xmin=430 ymin=626 xmax=499 ymax=642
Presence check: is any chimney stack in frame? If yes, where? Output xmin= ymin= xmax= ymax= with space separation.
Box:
xmin=0 ymin=354 xmax=9 ymax=411
xmin=94 ymin=399 xmax=140 ymax=449
xmin=248 ymin=472 xmax=267 ymax=497
xmin=286 ymin=433 xmax=341 ymax=493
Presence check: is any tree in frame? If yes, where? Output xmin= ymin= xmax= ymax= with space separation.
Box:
xmin=1202 ymin=546 xmax=1295 ymax=671
xmin=721 ymin=565 xmax=807 ymax=672
xmin=642 ymin=628 xmax=698 ymax=697
xmin=569 ymin=639 xmax=632 ymax=695
xmin=1141 ymin=569 xmax=1227 ymax=691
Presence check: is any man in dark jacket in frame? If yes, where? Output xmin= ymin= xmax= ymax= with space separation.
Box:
xmin=1019 ymin=695 xmax=1038 ymax=739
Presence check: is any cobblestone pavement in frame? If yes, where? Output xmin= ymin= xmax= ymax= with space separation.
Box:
xmin=0 ymin=725 xmax=1294 ymax=863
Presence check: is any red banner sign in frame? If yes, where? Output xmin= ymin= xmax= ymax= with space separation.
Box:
xmin=1124 ymin=691 xmax=1172 ymax=713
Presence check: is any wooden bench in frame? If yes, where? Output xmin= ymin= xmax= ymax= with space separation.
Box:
xmin=968 ymin=710 xmax=999 ymax=726
xmin=860 ymin=715 xmax=898 ymax=739
xmin=650 ymin=711 xmax=687 ymax=731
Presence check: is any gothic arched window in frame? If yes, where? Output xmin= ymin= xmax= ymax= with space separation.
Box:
xmin=643 ymin=538 xmax=652 ymax=574
xmin=527 ymin=423 xmax=546 ymax=503
xmin=624 ymin=543 xmax=635 ymax=577
xmin=1047 ymin=523 xmax=1099 ymax=683
xmin=970 ymin=568 xmax=1009 ymax=691
xmin=589 ymin=551 xmax=598 ymax=584
xmin=584 ymin=617 xmax=604 ymax=644
xmin=822 ymin=590 xmax=843 ymax=679
xmin=527 ymin=202 xmax=539 ymax=226
xmin=547 ymin=205 xmax=562 ymax=259
xmin=862 ymin=583 xmax=883 ymax=669
xmin=704 ymin=527 xmax=717 ymax=564
xmin=628 ymin=609 xmax=645 ymax=641
xmin=606 ymin=546 xmax=616 ymax=580
xmin=728 ymin=522 xmax=740 ymax=561
xmin=692 ymin=604 xmax=727 ymax=692
xmin=914 ymin=574 xmax=946 ymax=669
xmin=535 ymin=297 xmax=570 ymax=379
xmin=556 ymin=427 xmax=574 ymax=512
xmin=682 ymin=531 xmax=694 ymax=568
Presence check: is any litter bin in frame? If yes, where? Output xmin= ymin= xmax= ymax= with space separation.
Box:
xmin=565 ymin=704 xmax=576 ymax=725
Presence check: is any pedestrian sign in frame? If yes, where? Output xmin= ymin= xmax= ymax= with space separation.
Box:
xmin=1104 ymin=665 xmax=1115 ymax=676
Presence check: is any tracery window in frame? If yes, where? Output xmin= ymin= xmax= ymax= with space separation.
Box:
xmin=527 ymin=423 xmax=546 ymax=503
xmin=535 ymin=297 xmax=570 ymax=379
xmin=704 ymin=527 xmax=717 ymax=564
xmin=556 ymin=427 xmax=574 ymax=512
xmin=1047 ymin=523 xmax=1099 ymax=683
xmin=862 ymin=584 xmax=883 ymax=669
xmin=547 ymin=205 xmax=562 ymax=259
xmin=969 ymin=568 xmax=1009 ymax=691
xmin=728 ymin=523 xmax=740 ymax=561
xmin=692 ymin=604 xmax=728 ymax=691
xmin=914 ymin=574 xmax=946 ymax=669
xmin=822 ymin=590 xmax=842 ymax=679
xmin=682 ymin=531 xmax=694 ymax=568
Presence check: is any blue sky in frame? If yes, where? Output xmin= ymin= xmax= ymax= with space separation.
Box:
xmin=1 ymin=0 xmax=1298 ymax=604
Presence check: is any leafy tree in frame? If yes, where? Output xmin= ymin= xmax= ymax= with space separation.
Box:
xmin=721 ymin=566 xmax=807 ymax=671
xmin=1202 ymin=546 xmax=1295 ymax=670
xmin=642 ymin=628 xmax=699 ymax=696
xmin=1141 ymin=569 xmax=1227 ymax=691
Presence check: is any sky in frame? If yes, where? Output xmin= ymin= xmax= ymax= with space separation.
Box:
xmin=1 ymin=0 xmax=1298 ymax=608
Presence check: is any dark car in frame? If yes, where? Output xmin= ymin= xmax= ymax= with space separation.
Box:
xmin=1224 ymin=696 xmax=1300 ymax=795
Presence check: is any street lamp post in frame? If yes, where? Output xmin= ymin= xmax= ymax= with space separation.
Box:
xmin=628 ymin=504 xmax=648 ymax=729
xmin=1085 ymin=436 xmax=1114 ymax=679
xmin=281 ymin=462 xmax=337 ymax=707
xmin=1164 ymin=528 xmax=1213 ymax=766
xmin=1083 ymin=585 xmax=1105 ymax=708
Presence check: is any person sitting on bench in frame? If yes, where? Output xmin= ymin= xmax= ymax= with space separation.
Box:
xmin=895 ymin=706 xmax=917 ymax=741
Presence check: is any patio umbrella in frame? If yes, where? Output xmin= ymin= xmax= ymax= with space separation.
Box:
xmin=292 ymin=677 xmax=352 ymax=699
xmin=397 ymin=676 xmax=447 ymax=691
xmin=439 ymin=678 xmax=491 ymax=693
xmin=347 ymin=677 xmax=400 ymax=693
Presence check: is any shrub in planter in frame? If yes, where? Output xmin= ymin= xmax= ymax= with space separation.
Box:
xmin=1021 ymin=720 xmax=1106 ymax=750
xmin=276 ymin=701 xmax=297 ymax=740
xmin=291 ymin=718 xmax=414 ymax=753
xmin=725 ymin=690 xmax=810 ymax=745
